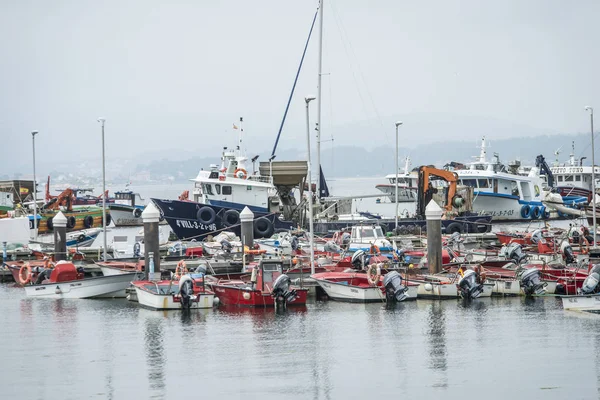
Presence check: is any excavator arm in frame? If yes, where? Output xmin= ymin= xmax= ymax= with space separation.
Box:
xmin=417 ymin=166 xmax=459 ymax=216
xmin=41 ymin=188 xmax=75 ymax=211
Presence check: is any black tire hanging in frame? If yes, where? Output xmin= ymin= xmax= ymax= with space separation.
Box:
xmin=133 ymin=208 xmax=142 ymax=218
xmin=197 ymin=206 xmax=216 ymax=225
xmin=67 ymin=216 xmax=76 ymax=229
xmin=254 ymin=217 xmax=274 ymax=238
xmin=222 ymin=209 xmax=240 ymax=227
xmin=105 ymin=213 xmax=112 ymax=226
xmin=46 ymin=217 xmax=54 ymax=230
xmin=474 ymin=219 xmax=488 ymax=234
xmin=446 ymin=222 xmax=463 ymax=234
xmin=84 ymin=215 xmax=94 ymax=228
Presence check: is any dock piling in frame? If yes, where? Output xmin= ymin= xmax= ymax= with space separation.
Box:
xmin=240 ymin=207 xmax=254 ymax=264
xmin=53 ymin=211 xmax=67 ymax=262
xmin=425 ymin=200 xmax=443 ymax=274
xmin=142 ymin=202 xmax=161 ymax=280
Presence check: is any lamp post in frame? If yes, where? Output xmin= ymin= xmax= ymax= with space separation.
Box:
xmin=586 ymin=106 xmax=596 ymax=247
xmin=394 ymin=121 xmax=403 ymax=232
xmin=97 ymin=117 xmax=107 ymax=261
xmin=305 ymin=95 xmax=316 ymax=274
xmin=31 ymin=131 xmax=39 ymax=241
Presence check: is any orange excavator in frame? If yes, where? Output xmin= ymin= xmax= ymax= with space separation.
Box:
xmin=41 ymin=188 xmax=75 ymax=211
xmin=416 ymin=166 xmax=465 ymax=217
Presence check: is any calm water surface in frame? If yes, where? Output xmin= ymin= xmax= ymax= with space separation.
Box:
xmin=2 ymin=283 xmax=600 ymax=400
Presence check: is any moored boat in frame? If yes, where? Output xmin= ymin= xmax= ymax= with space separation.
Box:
xmin=133 ymin=274 xmax=215 ymax=310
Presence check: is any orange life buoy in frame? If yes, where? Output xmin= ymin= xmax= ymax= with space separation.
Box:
xmin=366 ymin=263 xmax=381 ymax=286
xmin=234 ymin=168 xmax=248 ymax=179
xmin=44 ymin=259 xmax=55 ymax=269
xmin=18 ymin=263 xmax=32 ymax=285
xmin=175 ymin=260 xmax=188 ymax=279
xmin=370 ymin=244 xmax=380 ymax=256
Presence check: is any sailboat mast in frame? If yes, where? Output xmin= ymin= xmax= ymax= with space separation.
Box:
xmin=316 ymin=0 xmax=324 ymax=201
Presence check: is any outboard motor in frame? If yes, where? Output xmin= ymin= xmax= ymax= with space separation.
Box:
xmin=561 ymin=241 xmax=575 ymax=264
xmin=341 ymin=232 xmax=351 ymax=247
xmin=580 ymin=265 xmax=600 ymax=294
xmin=518 ymin=267 xmax=547 ymax=296
xmin=35 ymin=268 xmax=53 ymax=284
xmin=324 ymin=241 xmax=342 ymax=253
xmin=133 ymin=242 xmax=141 ymax=258
xmin=500 ymin=243 xmax=527 ymax=264
xmin=221 ymin=239 xmax=233 ymax=254
xmin=530 ymin=229 xmax=543 ymax=245
xmin=351 ymin=250 xmax=368 ymax=270
xmin=457 ymin=269 xmax=484 ymax=299
xmin=271 ymin=274 xmax=298 ymax=305
xmin=290 ymin=236 xmax=299 ymax=251
xmin=382 ymin=271 xmax=408 ymax=302
xmin=178 ymin=275 xmax=195 ymax=309
xmin=194 ymin=264 xmax=207 ymax=275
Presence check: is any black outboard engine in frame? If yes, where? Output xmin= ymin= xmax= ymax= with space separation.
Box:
xmin=271 ymin=274 xmax=298 ymax=305
xmin=178 ymin=275 xmax=195 ymax=309
xmin=382 ymin=271 xmax=408 ymax=302
xmin=35 ymin=268 xmax=53 ymax=284
xmin=580 ymin=265 xmax=600 ymax=294
xmin=458 ymin=269 xmax=484 ymax=299
xmin=518 ymin=267 xmax=547 ymax=296
xmin=290 ymin=236 xmax=299 ymax=251
xmin=561 ymin=241 xmax=575 ymax=264
xmin=324 ymin=241 xmax=342 ymax=253
xmin=500 ymin=243 xmax=528 ymax=264
xmin=221 ymin=239 xmax=233 ymax=254
xmin=351 ymin=250 xmax=368 ymax=270
xmin=133 ymin=242 xmax=141 ymax=258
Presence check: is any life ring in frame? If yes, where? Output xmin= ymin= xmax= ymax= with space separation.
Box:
xmin=133 ymin=208 xmax=142 ymax=218
xmin=370 ymin=244 xmax=381 ymax=256
xmin=474 ymin=219 xmax=488 ymax=234
xmin=223 ymin=209 xmax=240 ymax=227
xmin=84 ymin=215 xmax=94 ymax=228
xmin=67 ymin=216 xmax=76 ymax=229
xmin=175 ymin=260 xmax=188 ymax=278
xmin=531 ymin=206 xmax=541 ymax=220
xmin=520 ymin=205 xmax=531 ymax=219
xmin=446 ymin=222 xmax=463 ymax=234
xmin=18 ymin=263 xmax=32 ymax=285
xmin=234 ymin=168 xmax=248 ymax=179
xmin=197 ymin=206 xmax=216 ymax=225
xmin=366 ymin=263 xmax=381 ymax=286
xmin=254 ymin=217 xmax=274 ymax=238
xmin=46 ymin=217 xmax=54 ymax=230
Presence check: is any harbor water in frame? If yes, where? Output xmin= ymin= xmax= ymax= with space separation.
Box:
xmin=2 ymin=285 xmax=600 ymax=399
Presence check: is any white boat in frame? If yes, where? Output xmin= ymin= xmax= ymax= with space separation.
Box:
xmin=413 ymin=274 xmax=494 ymax=299
xmin=133 ymin=276 xmax=215 ymax=310
xmin=375 ymin=157 xmax=418 ymax=203
xmin=24 ymin=261 xmax=139 ymax=299
xmin=550 ymin=142 xmax=598 ymax=206
xmin=561 ymin=294 xmax=600 ymax=311
xmin=447 ymin=137 xmax=553 ymax=221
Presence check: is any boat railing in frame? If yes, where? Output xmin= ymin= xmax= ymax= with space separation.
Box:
xmin=221 ymin=173 xmax=273 ymax=184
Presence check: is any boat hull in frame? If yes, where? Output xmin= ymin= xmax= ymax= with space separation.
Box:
xmin=315 ymin=278 xmax=418 ymax=302
xmin=561 ymin=294 xmax=600 ymax=311
xmin=23 ymin=272 xmax=139 ymax=299
xmin=210 ymin=284 xmax=308 ymax=307
xmin=108 ymin=204 xmax=143 ymax=226
xmin=134 ymin=286 xmax=215 ymax=310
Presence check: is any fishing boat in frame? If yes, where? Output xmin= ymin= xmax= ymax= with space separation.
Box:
xmin=207 ymin=259 xmax=308 ymax=307
xmin=133 ymin=270 xmax=215 ymax=310
xmin=22 ymin=260 xmax=139 ymax=298
xmin=312 ymin=269 xmax=418 ymax=303
xmin=375 ymin=156 xmax=418 ymax=203
xmin=550 ymin=142 xmax=598 ymax=205
xmin=108 ymin=190 xmax=145 ymax=226
xmin=560 ymin=265 xmax=600 ymax=311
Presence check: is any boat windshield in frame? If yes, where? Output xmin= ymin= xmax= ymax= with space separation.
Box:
xmin=360 ymin=228 xmax=375 ymax=238
xmin=374 ymin=227 xmax=384 ymax=237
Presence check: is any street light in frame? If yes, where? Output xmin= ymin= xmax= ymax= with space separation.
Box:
xmin=97 ymin=117 xmax=107 ymax=261
xmin=31 ymin=131 xmax=39 ymax=241
xmin=585 ymin=106 xmax=596 ymax=247
xmin=305 ymin=95 xmax=316 ymax=274
xmin=394 ymin=121 xmax=403 ymax=232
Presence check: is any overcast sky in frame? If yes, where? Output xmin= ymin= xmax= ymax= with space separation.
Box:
xmin=1 ymin=0 xmax=599 ymax=174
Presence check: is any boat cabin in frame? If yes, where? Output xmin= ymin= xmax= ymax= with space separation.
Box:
xmin=254 ymin=260 xmax=284 ymax=292
xmin=114 ymin=191 xmax=143 ymax=207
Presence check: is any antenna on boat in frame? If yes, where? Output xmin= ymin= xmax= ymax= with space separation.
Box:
xmin=237 ymin=117 xmax=244 ymax=156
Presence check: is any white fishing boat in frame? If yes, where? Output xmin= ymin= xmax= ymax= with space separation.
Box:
xmin=447 ymin=137 xmax=553 ymax=221
xmin=413 ymin=273 xmax=494 ymax=299
xmin=133 ymin=275 xmax=215 ymax=310
xmin=550 ymin=142 xmax=598 ymax=205
xmin=108 ymin=190 xmax=145 ymax=226
xmin=375 ymin=156 xmax=418 ymax=203
xmin=23 ymin=261 xmax=139 ymax=299
xmin=561 ymin=265 xmax=600 ymax=311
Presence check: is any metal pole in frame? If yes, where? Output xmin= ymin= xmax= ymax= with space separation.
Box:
xmin=305 ymin=96 xmax=316 ymax=274
xmin=587 ymin=107 xmax=596 ymax=246
xmin=98 ymin=118 xmax=107 ymax=261
xmin=31 ymin=131 xmax=38 ymax=241
xmin=394 ymin=122 xmax=402 ymax=232
xmin=315 ymin=0 xmax=324 ymax=203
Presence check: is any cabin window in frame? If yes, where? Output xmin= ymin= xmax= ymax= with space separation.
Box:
xmin=209 ymin=171 xmax=219 ymax=179
xmin=247 ymin=186 xmax=252 ymax=191
xmin=215 ymin=184 xmax=221 ymax=195
xmin=584 ymin=176 xmax=589 ymax=182
xmin=520 ymin=182 xmax=531 ymax=200
xmin=557 ymin=176 xmax=563 ymax=182
xmin=575 ymin=175 xmax=581 ymax=182
xmin=360 ymin=228 xmax=375 ymax=238
xmin=511 ymin=182 xmax=519 ymax=196
xmin=390 ymin=178 xmax=396 ymax=184
xmin=564 ymin=175 xmax=573 ymax=182
xmin=204 ymin=184 xmax=214 ymax=195
xmin=461 ymin=179 xmax=477 ymax=187
xmin=195 ymin=182 xmax=202 ymax=188
xmin=222 ymin=186 xmax=232 ymax=195
xmin=477 ymin=179 xmax=490 ymax=189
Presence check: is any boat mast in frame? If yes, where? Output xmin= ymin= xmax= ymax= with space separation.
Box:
xmin=316 ymin=0 xmax=324 ymax=202
xmin=478 ymin=137 xmax=487 ymax=163
xmin=238 ymin=117 xmax=244 ymax=156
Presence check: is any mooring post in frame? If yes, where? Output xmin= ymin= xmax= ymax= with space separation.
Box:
xmin=142 ymin=202 xmax=161 ymax=281
xmin=425 ymin=200 xmax=444 ymax=274
xmin=53 ymin=211 xmax=67 ymax=262
xmin=2 ymin=241 xmax=7 ymax=264
xmin=240 ymin=207 xmax=254 ymax=264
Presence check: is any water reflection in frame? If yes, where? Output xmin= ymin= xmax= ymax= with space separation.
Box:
xmin=425 ymin=301 xmax=448 ymax=388
xmin=144 ymin=316 xmax=166 ymax=398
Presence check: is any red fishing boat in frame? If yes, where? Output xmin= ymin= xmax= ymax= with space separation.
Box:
xmin=207 ymin=259 xmax=308 ymax=307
